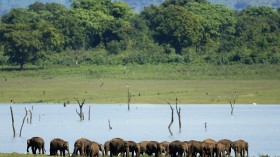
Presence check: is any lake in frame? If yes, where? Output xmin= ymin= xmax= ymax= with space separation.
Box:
xmin=0 ymin=103 xmax=279 ymax=156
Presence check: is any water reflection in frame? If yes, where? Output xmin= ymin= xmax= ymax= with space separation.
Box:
xmin=0 ymin=104 xmax=279 ymax=156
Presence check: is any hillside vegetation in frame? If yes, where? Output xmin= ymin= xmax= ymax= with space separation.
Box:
xmin=0 ymin=0 xmax=280 ymax=70
xmin=0 ymin=0 xmax=279 ymax=15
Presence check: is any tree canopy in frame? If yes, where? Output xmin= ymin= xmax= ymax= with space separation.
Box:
xmin=0 ymin=0 xmax=280 ymax=68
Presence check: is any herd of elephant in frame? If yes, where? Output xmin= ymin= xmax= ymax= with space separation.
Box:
xmin=26 ymin=137 xmax=249 ymax=157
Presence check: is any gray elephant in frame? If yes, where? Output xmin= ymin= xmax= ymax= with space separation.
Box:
xmin=127 ymin=140 xmax=140 ymax=157
xmin=27 ymin=137 xmax=46 ymax=154
xmin=203 ymin=139 xmax=217 ymax=157
xmin=182 ymin=141 xmax=191 ymax=157
xmin=87 ymin=141 xmax=104 ymax=157
xmin=104 ymin=140 xmax=111 ymax=156
xmin=146 ymin=141 xmax=161 ymax=157
xmin=218 ymin=139 xmax=233 ymax=156
xmin=169 ymin=140 xmax=186 ymax=157
xmin=139 ymin=141 xmax=149 ymax=155
xmin=50 ymin=138 xmax=69 ymax=156
xmin=160 ymin=141 xmax=170 ymax=156
xmin=189 ymin=140 xmax=205 ymax=157
xmin=73 ymin=138 xmax=91 ymax=156
xmin=109 ymin=138 xmax=129 ymax=157
xmin=216 ymin=142 xmax=226 ymax=157
xmin=231 ymin=140 xmax=248 ymax=157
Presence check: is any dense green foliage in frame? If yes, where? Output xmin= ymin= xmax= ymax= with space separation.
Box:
xmin=0 ymin=0 xmax=280 ymax=69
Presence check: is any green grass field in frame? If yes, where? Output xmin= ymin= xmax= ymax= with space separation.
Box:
xmin=0 ymin=64 xmax=279 ymax=104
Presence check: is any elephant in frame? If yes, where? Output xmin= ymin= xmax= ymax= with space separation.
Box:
xmin=231 ymin=140 xmax=248 ymax=157
xmin=104 ymin=140 xmax=111 ymax=156
xmin=160 ymin=141 xmax=170 ymax=156
xmin=109 ymin=138 xmax=129 ymax=157
xmin=146 ymin=141 xmax=162 ymax=157
xmin=73 ymin=138 xmax=91 ymax=156
xmin=218 ymin=139 xmax=233 ymax=156
xmin=203 ymin=139 xmax=217 ymax=157
xmin=182 ymin=141 xmax=191 ymax=157
xmin=50 ymin=138 xmax=69 ymax=156
xmin=139 ymin=141 xmax=149 ymax=155
xmin=127 ymin=140 xmax=140 ymax=157
xmin=87 ymin=141 xmax=104 ymax=157
xmin=169 ymin=140 xmax=186 ymax=157
xmin=189 ymin=140 xmax=205 ymax=157
xmin=215 ymin=142 xmax=226 ymax=157
xmin=27 ymin=137 xmax=46 ymax=154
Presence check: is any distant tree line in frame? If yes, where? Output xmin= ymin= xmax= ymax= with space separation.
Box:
xmin=0 ymin=0 xmax=280 ymax=69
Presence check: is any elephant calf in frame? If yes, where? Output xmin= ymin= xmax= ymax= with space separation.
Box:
xmin=50 ymin=138 xmax=69 ymax=156
xmin=87 ymin=141 xmax=104 ymax=157
xmin=27 ymin=137 xmax=46 ymax=154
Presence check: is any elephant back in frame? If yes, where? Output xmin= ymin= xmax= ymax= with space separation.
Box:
xmin=110 ymin=138 xmax=129 ymax=156
xmin=139 ymin=141 xmax=149 ymax=154
xmin=169 ymin=140 xmax=185 ymax=155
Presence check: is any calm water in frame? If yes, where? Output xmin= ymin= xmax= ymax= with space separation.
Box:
xmin=0 ymin=104 xmax=279 ymax=156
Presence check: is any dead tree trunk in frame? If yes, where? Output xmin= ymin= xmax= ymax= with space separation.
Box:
xmin=10 ymin=106 xmax=16 ymax=138
xmin=74 ymin=98 xmax=85 ymax=121
xmin=88 ymin=105 xmax=91 ymax=121
xmin=228 ymin=93 xmax=238 ymax=116
xmin=166 ymin=100 xmax=174 ymax=136
xmin=128 ymin=87 xmax=131 ymax=111
xmin=175 ymin=98 xmax=182 ymax=133
xmin=108 ymin=119 xmax=112 ymax=130
xmin=19 ymin=108 xmax=28 ymax=137
xmin=29 ymin=110 xmax=32 ymax=124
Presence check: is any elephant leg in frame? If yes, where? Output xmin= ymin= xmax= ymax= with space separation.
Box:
xmin=32 ymin=147 xmax=36 ymax=154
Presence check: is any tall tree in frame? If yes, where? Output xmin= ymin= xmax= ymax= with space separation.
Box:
xmin=147 ymin=5 xmax=203 ymax=54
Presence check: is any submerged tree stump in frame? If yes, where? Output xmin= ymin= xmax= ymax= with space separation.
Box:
xmin=74 ymin=97 xmax=85 ymax=121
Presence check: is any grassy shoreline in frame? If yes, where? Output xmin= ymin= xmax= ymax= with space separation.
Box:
xmin=0 ymin=64 xmax=279 ymax=104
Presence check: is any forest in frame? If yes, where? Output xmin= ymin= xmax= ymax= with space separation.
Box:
xmin=0 ymin=0 xmax=280 ymax=69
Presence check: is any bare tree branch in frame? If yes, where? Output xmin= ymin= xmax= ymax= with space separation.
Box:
xmin=28 ymin=110 xmax=32 ymax=124
xmin=175 ymin=98 xmax=182 ymax=133
xmin=108 ymin=119 xmax=112 ymax=130
xmin=19 ymin=108 xmax=28 ymax=137
xmin=10 ymin=106 xmax=16 ymax=138
xmin=166 ymin=100 xmax=174 ymax=136
xmin=74 ymin=98 xmax=85 ymax=120
xmin=88 ymin=105 xmax=91 ymax=121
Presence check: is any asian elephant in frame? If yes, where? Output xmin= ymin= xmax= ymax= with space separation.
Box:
xmin=169 ymin=140 xmax=186 ymax=157
xmin=109 ymin=138 xmax=129 ymax=157
xmin=104 ymin=140 xmax=111 ymax=156
xmin=215 ymin=142 xmax=226 ymax=157
xmin=203 ymin=139 xmax=217 ymax=157
xmin=73 ymin=138 xmax=91 ymax=156
xmin=231 ymin=140 xmax=248 ymax=157
xmin=87 ymin=141 xmax=104 ymax=157
xmin=127 ymin=141 xmax=140 ymax=157
xmin=160 ymin=141 xmax=170 ymax=156
xmin=139 ymin=141 xmax=149 ymax=155
xmin=50 ymin=138 xmax=69 ymax=156
xmin=182 ymin=141 xmax=191 ymax=157
xmin=146 ymin=141 xmax=161 ymax=157
xmin=27 ymin=137 xmax=46 ymax=154
xmin=189 ymin=140 xmax=204 ymax=157
xmin=218 ymin=139 xmax=233 ymax=156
